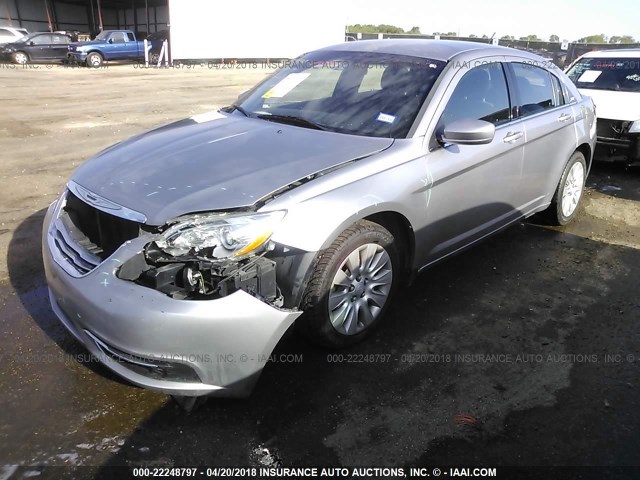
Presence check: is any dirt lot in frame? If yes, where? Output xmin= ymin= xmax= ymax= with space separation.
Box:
xmin=1 ymin=64 xmax=639 ymax=477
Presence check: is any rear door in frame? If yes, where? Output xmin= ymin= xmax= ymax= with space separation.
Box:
xmin=48 ymin=34 xmax=70 ymax=61
xmin=419 ymin=59 xmax=526 ymax=264
xmin=505 ymin=60 xmax=578 ymax=211
xmin=124 ymin=31 xmax=140 ymax=58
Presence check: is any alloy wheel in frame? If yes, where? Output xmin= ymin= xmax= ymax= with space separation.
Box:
xmin=561 ymin=161 xmax=585 ymax=218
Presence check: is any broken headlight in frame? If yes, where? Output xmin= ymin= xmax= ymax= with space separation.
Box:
xmin=155 ymin=210 xmax=286 ymax=259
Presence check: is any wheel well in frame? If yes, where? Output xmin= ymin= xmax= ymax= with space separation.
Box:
xmin=576 ymin=143 xmax=592 ymax=172
xmin=87 ymin=50 xmax=103 ymax=58
xmin=364 ymin=211 xmax=415 ymax=281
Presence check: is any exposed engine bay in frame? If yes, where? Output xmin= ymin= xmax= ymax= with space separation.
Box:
xmin=117 ymin=244 xmax=282 ymax=305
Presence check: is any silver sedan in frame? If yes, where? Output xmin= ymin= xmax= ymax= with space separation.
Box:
xmin=43 ymin=40 xmax=597 ymax=402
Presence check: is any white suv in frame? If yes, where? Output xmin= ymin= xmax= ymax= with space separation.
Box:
xmin=567 ymin=49 xmax=640 ymax=165
xmin=0 ymin=27 xmax=28 ymax=45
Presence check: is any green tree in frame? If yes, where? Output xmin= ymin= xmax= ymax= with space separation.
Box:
xmin=609 ymin=35 xmax=636 ymax=44
xmin=347 ymin=24 xmax=406 ymax=34
xmin=468 ymin=34 xmax=478 ymax=38
xmin=519 ymin=34 xmax=541 ymax=41
xmin=577 ymin=33 xmax=607 ymax=43
xmin=549 ymin=34 xmax=560 ymax=42
xmin=500 ymin=35 xmax=515 ymax=40
xmin=407 ymin=26 xmax=421 ymax=34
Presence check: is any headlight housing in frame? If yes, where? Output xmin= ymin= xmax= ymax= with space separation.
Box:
xmin=155 ymin=210 xmax=286 ymax=260
xmin=629 ymin=120 xmax=640 ymax=134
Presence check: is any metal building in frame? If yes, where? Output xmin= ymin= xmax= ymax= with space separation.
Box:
xmin=0 ymin=0 xmax=345 ymax=60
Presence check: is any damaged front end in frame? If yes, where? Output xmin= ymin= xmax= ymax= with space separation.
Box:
xmin=45 ymin=195 xmax=305 ymax=397
xmin=117 ymin=210 xmax=287 ymax=305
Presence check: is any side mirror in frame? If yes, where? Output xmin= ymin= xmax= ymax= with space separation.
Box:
xmin=108 ymin=38 xmax=114 ymax=44
xmin=440 ymin=119 xmax=496 ymax=145
xmin=28 ymin=41 xmax=35 ymax=46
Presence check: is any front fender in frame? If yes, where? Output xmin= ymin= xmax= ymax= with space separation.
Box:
xmin=267 ymin=141 xmax=428 ymax=254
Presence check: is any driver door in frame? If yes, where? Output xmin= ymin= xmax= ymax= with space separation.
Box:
xmin=26 ymin=34 xmax=52 ymax=60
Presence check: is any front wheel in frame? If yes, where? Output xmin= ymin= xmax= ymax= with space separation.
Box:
xmin=13 ymin=51 xmax=29 ymax=65
xmin=545 ymin=151 xmax=587 ymax=225
xmin=298 ymin=220 xmax=399 ymax=348
xmin=86 ymin=52 xmax=103 ymax=68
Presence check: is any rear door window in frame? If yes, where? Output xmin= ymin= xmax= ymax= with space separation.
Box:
xmin=511 ymin=63 xmax=556 ymax=117
xmin=51 ymin=35 xmax=69 ymax=44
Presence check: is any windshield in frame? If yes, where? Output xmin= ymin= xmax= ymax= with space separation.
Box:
xmin=567 ymin=56 xmax=640 ymax=92
xmin=20 ymin=33 xmax=38 ymax=42
xmin=94 ymin=31 xmax=111 ymax=41
xmin=237 ymin=50 xmax=446 ymax=138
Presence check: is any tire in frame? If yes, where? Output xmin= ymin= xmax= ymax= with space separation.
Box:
xmin=86 ymin=52 xmax=103 ymax=68
xmin=545 ymin=151 xmax=587 ymax=226
xmin=150 ymin=53 xmax=160 ymax=64
xmin=13 ymin=51 xmax=28 ymax=65
xmin=298 ymin=220 xmax=400 ymax=348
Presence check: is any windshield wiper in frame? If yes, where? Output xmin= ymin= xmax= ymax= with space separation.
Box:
xmin=229 ymin=104 xmax=252 ymax=117
xmin=256 ymin=113 xmax=330 ymax=131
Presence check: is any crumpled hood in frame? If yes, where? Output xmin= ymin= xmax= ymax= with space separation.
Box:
xmin=578 ymin=88 xmax=640 ymax=121
xmin=2 ymin=40 xmax=26 ymax=49
xmin=71 ymin=112 xmax=394 ymax=225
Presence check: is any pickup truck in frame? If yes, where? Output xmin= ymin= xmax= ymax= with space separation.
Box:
xmin=67 ymin=30 xmax=151 ymax=67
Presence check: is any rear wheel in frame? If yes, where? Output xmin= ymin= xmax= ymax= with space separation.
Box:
xmin=298 ymin=220 xmax=399 ymax=348
xmin=545 ymin=151 xmax=587 ymax=225
xmin=13 ymin=51 xmax=28 ymax=65
xmin=86 ymin=52 xmax=103 ymax=68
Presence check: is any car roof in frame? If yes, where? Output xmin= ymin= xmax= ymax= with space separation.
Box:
xmin=579 ymin=48 xmax=640 ymax=58
xmin=317 ymin=39 xmax=541 ymax=62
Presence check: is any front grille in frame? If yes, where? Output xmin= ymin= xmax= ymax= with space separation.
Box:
xmin=52 ymin=218 xmax=101 ymax=275
xmin=596 ymin=119 xmax=631 ymax=142
xmin=51 ymin=191 xmax=141 ymax=275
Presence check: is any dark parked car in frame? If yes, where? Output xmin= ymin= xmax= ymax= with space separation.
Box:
xmin=0 ymin=32 xmax=71 ymax=64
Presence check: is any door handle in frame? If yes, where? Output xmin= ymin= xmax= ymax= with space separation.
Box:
xmin=558 ymin=113 xmax=573 ymax=123
xmin=503 ymin=132 xmax=523 ymax=143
